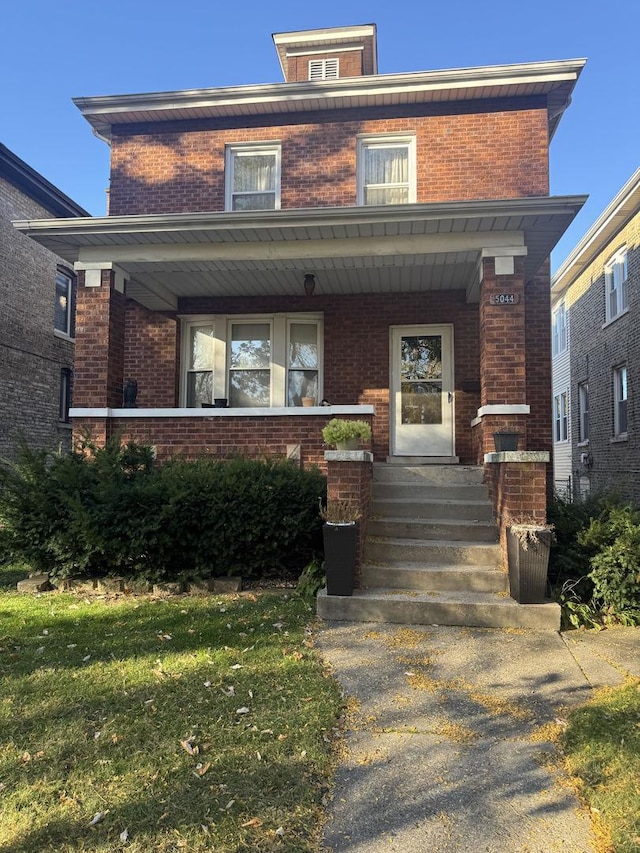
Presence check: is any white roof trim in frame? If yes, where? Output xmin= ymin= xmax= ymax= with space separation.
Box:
xmin=552 ymin=167 xmax=640 ymax=295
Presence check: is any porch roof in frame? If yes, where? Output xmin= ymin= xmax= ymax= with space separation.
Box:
xmin=15 ymin=196 xmax=586 ymax=311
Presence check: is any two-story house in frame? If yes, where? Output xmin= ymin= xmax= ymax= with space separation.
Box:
xmin=551 ymin=168 xmax=640 ymax=502
xmin=14 ymin=24 xmax=587 ymax=581
xmin=1 ymin=143 xmax=88 ymax=459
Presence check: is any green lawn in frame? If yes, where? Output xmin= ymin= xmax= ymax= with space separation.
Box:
xmin=0 ymin=586 xmax=343 ymax=852
xmin=562 ymin=678 xmax=640 ymax=853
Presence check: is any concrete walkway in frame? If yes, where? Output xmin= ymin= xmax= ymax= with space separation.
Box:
xmin=317 ymin=623 xmax=639 ymax=853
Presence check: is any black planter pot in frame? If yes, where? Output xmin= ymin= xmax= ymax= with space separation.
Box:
xmin=493 ymin=431 xmax=520 ymax=452
xmin=507 ymin=526 xmax=552 ymax=604
xmin=323 ymin=522 xmax=358 ymax=596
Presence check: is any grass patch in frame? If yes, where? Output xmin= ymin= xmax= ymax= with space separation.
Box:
xmin=0 ymin=590 xmax=343 ymax=852
xmin=561 ymin=678 xmax=640 ymax=853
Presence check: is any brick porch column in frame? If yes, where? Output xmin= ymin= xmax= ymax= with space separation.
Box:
xmin=72 ymin=265 xmax=127 ymax=444
xmin=475 ymin=252 xmax=530 ymax=458
xmin=324 ymin=450 xmax=373 ymax=587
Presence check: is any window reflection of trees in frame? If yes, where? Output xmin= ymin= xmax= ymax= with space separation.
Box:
xmin=401 ymin=336 xmax=442 ymax=380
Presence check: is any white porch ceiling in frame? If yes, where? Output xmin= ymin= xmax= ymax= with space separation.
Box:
xmin=15 ymin=197 xmax=586 ymax=311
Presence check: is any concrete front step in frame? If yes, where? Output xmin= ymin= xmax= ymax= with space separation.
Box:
xmin=361 ymin=562 xmax=509 ymax=593
xmin=365 ymin=536 xmax=502 ymax=567
xmin=317 ymin=588 xmax=560 ymax=630
xmin=371 ymin=497 xmax=494 ymax=522
xmin=372 ymin=482 xmax=490 ymax=502
xmin=368 ymin=517 xmax=498 ymax=542
xmin=373 ymin=464 xmax=484 ymax=485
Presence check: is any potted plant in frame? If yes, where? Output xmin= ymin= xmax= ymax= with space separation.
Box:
xmin=320 ymin=499 xmax=361 ymax=596
xmin=507 ymin=521 xmax=555 ymax=603
xmin=321 ymin=418 xmax=371 ymax=450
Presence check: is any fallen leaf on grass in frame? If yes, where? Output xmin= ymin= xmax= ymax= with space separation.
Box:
xmin=236 ymin=707 xmax=250 ymax=715
xmin=119 ymin=828 xmax=129 ymax=842
xmin=275 ymin=826 xmax=285 ymax=836
xmin=242 ymin=818 xmax=263 ymax=828
xmin=180 ymin=738 xmax=199 ymax=756
xmin=88 ymin=812 xmax=104 ymax=827
xmin=193 ymin=762 xmax=211 ymax=777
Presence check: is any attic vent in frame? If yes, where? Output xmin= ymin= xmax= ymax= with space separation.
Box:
xmin=309 ymin=58 xmax=339 ymax=80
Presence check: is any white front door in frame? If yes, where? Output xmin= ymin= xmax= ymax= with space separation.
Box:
xmin=390 ymin=325 xmax=454 ymax=457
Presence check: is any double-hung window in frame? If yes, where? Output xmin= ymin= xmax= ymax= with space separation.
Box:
xmin=605 ymin=247 xmax=628 ymax=322
xmin=181 ymin=314 xmax=322 ymax=408
xmin=55 ymin=268 xmax=74 ymax=337
xmin=225 ymin=143 xmax=281 ymax=211
xmin=554 ymin=391 xmax=568 ymax=443
xmin=613 ymin=365 xmax=628 ymax=437
xmin=578 ymin=382 xmax=589 ymax=443
xmin=552 ymin=302 xmax=567 ymax=356
xmin=357 ymin=136 xmax=416 ymax=206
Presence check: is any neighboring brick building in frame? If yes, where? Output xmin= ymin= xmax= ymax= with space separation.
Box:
xmin=551 ymin=168 xmax=640 ymax=502
xmin=16 ymin=25 xmax=586 ymax=513
xmin=1 ymin=143 xmax=88 ymax=459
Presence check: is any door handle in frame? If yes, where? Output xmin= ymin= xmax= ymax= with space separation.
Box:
xmin=448 ymin=391 xmax=454 ymax=404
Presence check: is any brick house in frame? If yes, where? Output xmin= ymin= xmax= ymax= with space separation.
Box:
xmin=15 ymin=25 xmax=587 ymax=602
xmin=1 ymin=143 xmax=88 ymax=459
xmin=551 ymin=168 xmax=640 ymax=502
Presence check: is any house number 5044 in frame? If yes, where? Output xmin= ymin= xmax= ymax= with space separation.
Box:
xmin=489 ymin=293 xmax=519 ymax=305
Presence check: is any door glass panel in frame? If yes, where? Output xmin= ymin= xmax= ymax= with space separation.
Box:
xmin=400 ymin=336 xmax=442 ymax=425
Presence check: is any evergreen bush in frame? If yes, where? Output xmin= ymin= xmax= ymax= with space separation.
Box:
xmin=0 ymin=438 xmax=325 ymax=584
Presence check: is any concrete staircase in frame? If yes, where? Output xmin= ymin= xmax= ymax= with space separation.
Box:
xmin=317 ymin=464 xmax=560 ymax=630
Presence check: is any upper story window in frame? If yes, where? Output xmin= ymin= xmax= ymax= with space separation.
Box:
xmin=357 ymin=136 xmax=416 ymax=206
xmin=55 ymin=268 xmax=75 ymax=338
xmin=613 ymin=365 xmax=628 ymax=437
xmin=552 ymin=301 xmax=567 ymax=356
xmin=605 ymin=246 xmax=628 ymax=323
xmin=554 ymin=391 xmax=568 ymax=443
xmin=181 ymin=314 xmax=322 ymax=408
xmin=309 ymin=58 xmax=339 ymax=80
xmin=225 ymin=143 xmax=281 ymax=212
xmin=578 ymin=381 xmax=589 ymax=443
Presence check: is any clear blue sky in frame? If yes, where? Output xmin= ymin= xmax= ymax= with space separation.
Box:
xmin=2 ymin=0 xmax=637 ymax=270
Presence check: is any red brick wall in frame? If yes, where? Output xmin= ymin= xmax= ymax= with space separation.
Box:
xmin=124 ymin=302 xmax=178 ymax=408
xmin=486 ymin=461 xmax=548 ymax=563
xmin=326 ymin=456 xmax=373 ymax=584
xmin=72 ymin=414 xmax=370 ymax=472
xmin=74 ymin=271 xmax=126 ymax=408
xmin=524 ymin=262 xmax=553 ymax=483
xmin=108 ymin=103 xmax=549 ymax=215
xmin=175 ymin=289 xmax=480 ymax=463
xmin=287 ymin=51 xmax=363 ymax=82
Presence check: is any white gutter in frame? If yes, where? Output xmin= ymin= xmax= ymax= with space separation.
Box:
xmin=552 ymin=168 xmax=640 ymax=294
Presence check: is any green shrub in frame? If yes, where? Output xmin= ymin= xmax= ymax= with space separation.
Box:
xmin=0 ymin=439 xmax=326 ymax=584
xmin=580 ymin=506 xmax=640 ymax=623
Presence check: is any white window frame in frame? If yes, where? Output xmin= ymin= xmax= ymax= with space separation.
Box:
xmin=613 ymin=365 xmax=628 ymax=437
xmin=54 ymin=268 xmax=74 ymax=338
xmin=554 ymin=391 xmax=568 ymax=443
xmin=578 ymin=381 xmax=589 ymax=443
xmin=604 ymin=246 xmax=628 ymax=323
xmin=180 ymin=313 xmax=323 ymax=408
xmin=225 ymin=143 xmax=281 ymax=212
xmin=357 ymin=134 xmax=416 ymax=206
xmin=309 ymin=58 xmax=339 ymax=80
xmin=552 ymin=301 xmax=567 ymax=356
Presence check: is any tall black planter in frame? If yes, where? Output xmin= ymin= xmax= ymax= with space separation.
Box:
xmin=507 ymin=526 xmax=552 ymax=603
xmin=323 ymin=522 xmax=358 ymax=596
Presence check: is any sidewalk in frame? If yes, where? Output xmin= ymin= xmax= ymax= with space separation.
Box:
xmin=317 ymin=623 xmax=638 ymax=853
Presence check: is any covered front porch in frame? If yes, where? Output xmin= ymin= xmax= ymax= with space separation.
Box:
xmin=16 ymin=196 xmax=585 ymax=468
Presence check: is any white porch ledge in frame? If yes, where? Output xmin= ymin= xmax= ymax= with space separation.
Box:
xmin=484 ymin=451 xmax=550 ymax=463
xmin=69 ymin=405 xmax=375 ymax=418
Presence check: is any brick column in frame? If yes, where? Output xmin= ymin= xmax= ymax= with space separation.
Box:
xmin=324 ymin=450 xmax=373 ymax=587
xmin=485 ymin=451 xmax=549 ymax=567
xmin=478 ymin=254 xmax=529 ymax=454
xmin=74 ymin=267 xmax=126 ymax=409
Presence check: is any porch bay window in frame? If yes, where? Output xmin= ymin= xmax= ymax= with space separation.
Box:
xmin=181 ymin=314 xmax=322 ymax=408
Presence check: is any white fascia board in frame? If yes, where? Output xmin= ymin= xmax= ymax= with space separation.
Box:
xmin=12 ymin=195 xmax=588 ymax=240
xmin=552 ymin=167 xmax=640 ymax=295
xmin=72 ymin=58 xmax=586 ymax=127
